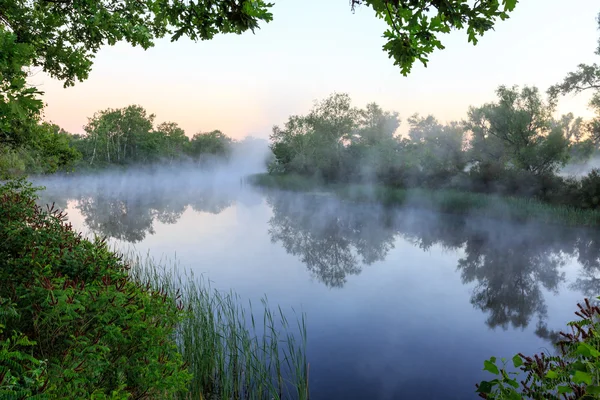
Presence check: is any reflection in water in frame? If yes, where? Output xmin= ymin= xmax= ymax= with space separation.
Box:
xmin=266 ymin=192 xmax=600 ymax=335
xmin=267 ymin=192 xmax=396 ymax=288
xmin=37 ymin=176 xmax=600 ymax=341
xmin=37 ymin=172 xmax=237 ymax=242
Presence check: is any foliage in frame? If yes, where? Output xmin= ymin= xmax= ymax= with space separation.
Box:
xmin=188 ymin=130 xmax=232 ymax=160
xmin=0 ymin=0 xmax=274 ymax=88
xmin=131 ymin=256 xmax=309 ymax=399
xmin=0 ymin=123 xmax=80 ymax=178
xmin=268 ymin=89 xmax=584 ymax=206
xmin=352 ymin=0 xmax=518 ymax=75
xmin=549 ymin=12 xmax=600 ymax=145
xmin=465 ymin=85 xmax=569 ymax=176
xmin=476 ymin=298 xmax=600 ymax=399
xmin=0 ymin=179 xmax=191 ymax=398
xmin=270 ymin=93 xmax=401 ymax=182
xmin=0 ymin=27 xmax=43 ymax=148
xmin=579 ymin=169 xmax=600 ymax=209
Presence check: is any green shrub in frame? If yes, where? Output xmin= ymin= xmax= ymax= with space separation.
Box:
xmin=476 ymin=298 xmax=600 ymax=399
xmin=579 ymin=169 xmax=600 ymax=210
xmin=0 ymin=179 xmax=191 ymax=398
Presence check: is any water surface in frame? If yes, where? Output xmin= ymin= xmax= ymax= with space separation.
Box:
xmin=36 ymin=170 xmax=600 ymax=399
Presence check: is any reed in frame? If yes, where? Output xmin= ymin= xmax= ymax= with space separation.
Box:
xmin=128 ymin=253 xmax=309 ymax=400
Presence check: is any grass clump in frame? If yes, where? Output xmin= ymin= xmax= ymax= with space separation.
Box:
xmin=0 ymin=179 xmax=309 ymax=399
xmin=130 ymin=256 xmax=309 ymax=400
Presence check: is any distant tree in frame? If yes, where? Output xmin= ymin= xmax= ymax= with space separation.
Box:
xmin=154 ymin=122 xmax=189 ymax=162
xmin=465 ymin=85 xmax=569 ymax=176
xmin=188 ymin=130 xmax=232 ymax=160
xmin=34 ymin=123 xmax=82 ymax=173
xmin=407 ymin=114 xmax=466 ymax=185
xmin=83 ymin=105 xmax=155 ymax=165
xmin=353 ymin=103 xmax=400 ymax=145
xmin=270 ymin=93 xmax=360 ymax=180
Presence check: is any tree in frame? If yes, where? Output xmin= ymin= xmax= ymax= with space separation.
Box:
xmin=0 ymin=0 xmax=274 ymax=88
xmin=83 ymin=105 xmax=155 ymax=165
xmin=407 ymin=114 xmax=466 ymax=185
xmin=549 ymin=13 xmax=600 ymax=142
xmin=188 ymin=130 xmax=232 ymax=160
xmin=154 ymin=122 xmax=189 ymax=163
xmin=465 ymin=85 xmax=569 ymax=176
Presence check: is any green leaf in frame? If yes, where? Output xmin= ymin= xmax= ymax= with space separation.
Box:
xmin=506 ymin=378 xmax=519 ymax=389
xmin=577 ymin=343 xmax=600 ymax=358
xmin=484 ymin=359 xmax=499 ymax=375
xmin=573 ymin=370 xmax=593 ymax=385
xmin=503 ymin=0 xmax=518 ymax=12
xmin=507 ymin=389 xmax=521 ymax=400
xmin=588 ymin=385 xmax=600 ymax=395
xmin=558 ymin=385 xmax=573 ymax=394
xmin=512 ymin=354 xmax=523 ymax=368
xmin=545 ymin=370 xmax=559 ymax=379
xmin=477 ymin=380 xmax=493 ymax=394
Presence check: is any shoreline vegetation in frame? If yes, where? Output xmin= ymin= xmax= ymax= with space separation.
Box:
xmin=249 ymin=173 xmax=600 ymax=228
xmin=0 ymin=179 xmax=308 ymax=399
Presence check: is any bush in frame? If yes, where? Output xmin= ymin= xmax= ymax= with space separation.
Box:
xmin=476 ymin=298 xmax=600 ymax=399
xmin=579 ymin=169 xmax=600 ymax=210
xmin=0 ymin=179 xmax=191 ymax=398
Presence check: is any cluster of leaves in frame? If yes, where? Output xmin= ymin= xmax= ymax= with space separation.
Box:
xmin=0 ymin=0 xmax=274 ymax=88
xmin=352 ymin=0 xmax=518 ymax=75
xmin=476 ymin=298 xmax=600 ymax=399
xmin=0 ymin=122 xmax=82 ymax=178
xmin=0 ymin=179 xmax=191 ymax=398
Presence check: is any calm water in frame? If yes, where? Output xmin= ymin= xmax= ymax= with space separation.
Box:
xmin=35 ymin=170 xmax=600 ymax=400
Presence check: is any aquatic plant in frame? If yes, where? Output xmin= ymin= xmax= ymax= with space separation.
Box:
xmin=130 ymin=255 xmax=309 ymax=400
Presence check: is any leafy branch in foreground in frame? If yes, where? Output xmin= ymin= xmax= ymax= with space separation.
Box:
xmin=476 ymin=298 xmax=600 ymax=399
xmin=352 ymin=0 xmax=518 ymax=75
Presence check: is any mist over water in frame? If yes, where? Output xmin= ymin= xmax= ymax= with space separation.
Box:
xmin=34 ymin=161 xmax=600 ymax=399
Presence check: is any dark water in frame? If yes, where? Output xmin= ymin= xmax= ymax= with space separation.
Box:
xmin=36 ymin=171 xmax=600 ymax=400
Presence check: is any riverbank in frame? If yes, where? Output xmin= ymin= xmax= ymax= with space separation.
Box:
xmin=249 ymin=173 xmax=600 ymax=227
xmin=0 ymin=178 xmax=308 ymax=399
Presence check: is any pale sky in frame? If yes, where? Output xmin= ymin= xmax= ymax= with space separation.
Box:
xmin=33 ymin=0 xmax=600 ymax=139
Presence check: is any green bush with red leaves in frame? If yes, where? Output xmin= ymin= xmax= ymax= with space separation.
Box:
xmin=477 ymin=298 xmax=600 ymax=399
xmin=0 ymin=179 xmax=191 ymax=399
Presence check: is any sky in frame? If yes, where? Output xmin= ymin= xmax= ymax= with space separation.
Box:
xmin=33 ymin=0 xmax=600 ymax=140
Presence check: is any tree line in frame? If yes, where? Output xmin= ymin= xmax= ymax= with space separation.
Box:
xmin=268 ymin=12 xmax=600 ymax=210
xmin=0 ymin=104 xmax=247 ymax=177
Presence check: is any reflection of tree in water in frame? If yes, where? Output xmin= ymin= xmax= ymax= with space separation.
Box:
xmin=458 ymin=231 xmax=565 ymax=330
xmin=52 ymin=184 xmax=234 ymax=243
xmin=189 ymin=189 xmax=233 ymax=215
xmin=269 ymin=193 xmax=600 ymax=337
xmin=267 ymin=193 xmax=396 ymax=288
xmin=571 ymin=232 xmax=600 ymax=298
xmin=77 ymin=192 xmax=190 ymax=242
xmin=399 ymin=216 xmax=573 ymax=332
